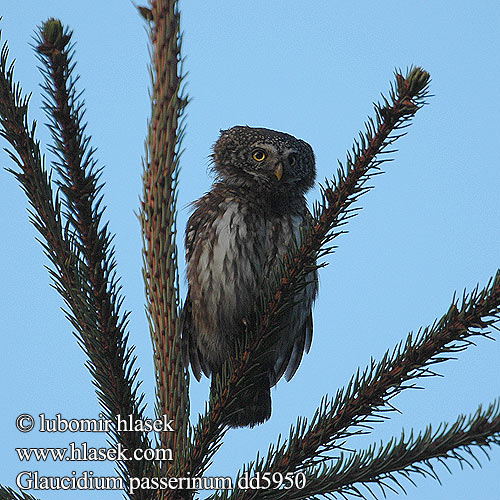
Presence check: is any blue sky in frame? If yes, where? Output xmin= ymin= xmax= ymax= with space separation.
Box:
xmin=1 ymin=2 xmax=500 ymax=499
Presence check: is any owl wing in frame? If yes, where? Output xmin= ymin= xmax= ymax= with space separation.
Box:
xmin=181 ymin=200 xmax=212 ymax=381
xmin=283 ymin=308 xmax=313 ymax=381
xmin=272 ymin=209 xmax=318 ymax=384
xmin=271 ymin=287 xmax=315 ymax=385
xmin=181 ymin=292 xmax=207 ymax=381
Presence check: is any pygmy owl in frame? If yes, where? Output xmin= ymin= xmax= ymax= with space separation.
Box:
xmin=182 ymin=126 xmax=317 ymax=427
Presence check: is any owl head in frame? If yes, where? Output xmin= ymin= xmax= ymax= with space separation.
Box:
xmin=212 ymin=126 xmax=315 ymax=196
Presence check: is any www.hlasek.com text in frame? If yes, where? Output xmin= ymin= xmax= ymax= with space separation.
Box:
xmin=16 ymin=442 xmax=173 ymax=463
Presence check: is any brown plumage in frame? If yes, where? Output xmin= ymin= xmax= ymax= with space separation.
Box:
xmin=182 ymin=126 xmax=317 ymax=427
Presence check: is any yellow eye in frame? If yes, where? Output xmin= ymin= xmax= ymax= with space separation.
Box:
xmin=289 ymin=154 xmax=297 ymax=166
xmin=252 ymin=149 xmax=267 ymax=162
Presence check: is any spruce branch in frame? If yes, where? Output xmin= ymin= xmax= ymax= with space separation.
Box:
xmin=34 ymin=19 xmax=154 ymax=494
xmin=185 ymin=67 xmax=431 ymax=480
xmin=254 ymin=67 xmax=431 ymax=359
xmin=0 ymin=486 xmax=40 ymax=500
xmin=140 ymin=0 xmax=189 ymax=477
xmin=0 ymin=34 xmax=69 ymax=281
xmin=247 ymin=400 xmax=500 ymax=500
xmin=221 ymin=270 xmax=500 ymax=500
xmin=1 ymin=23 xmax=153 ymax=499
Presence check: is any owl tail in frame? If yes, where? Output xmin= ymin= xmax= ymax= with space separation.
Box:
xmin=211 ymin=369 xmax=271 ymax=428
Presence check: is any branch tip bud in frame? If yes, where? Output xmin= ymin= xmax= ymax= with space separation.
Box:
xmin=39 ymin=18 xmax=70 ymax=53
xmin=404 ymin=66 xmax=431 ymax=97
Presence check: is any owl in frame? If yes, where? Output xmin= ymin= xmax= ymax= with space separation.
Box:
xmin=182 ymin=126 xmax=317 ymax=427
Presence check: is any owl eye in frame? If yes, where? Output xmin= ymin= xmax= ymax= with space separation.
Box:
xmin=252 ymin=149 xmax=267 ymax=162
xmin=288 ymin=153 xmax=297 ymax=167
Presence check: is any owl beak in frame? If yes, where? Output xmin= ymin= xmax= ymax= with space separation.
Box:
xmin=274 ymin=162 xmax=283 ymax=181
